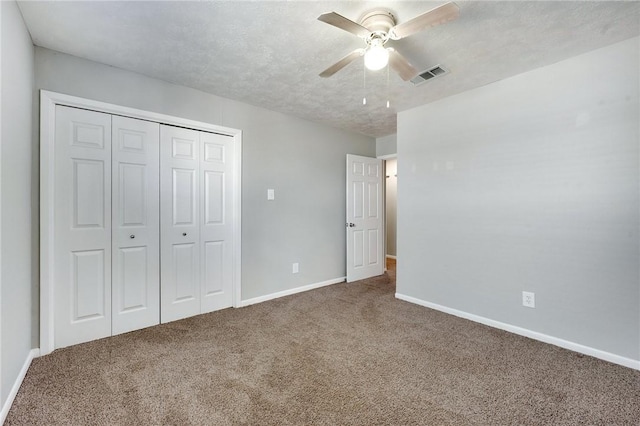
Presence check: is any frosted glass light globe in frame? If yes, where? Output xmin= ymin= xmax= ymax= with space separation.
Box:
xmin=364 ymin=44 xmax=389 ymax=71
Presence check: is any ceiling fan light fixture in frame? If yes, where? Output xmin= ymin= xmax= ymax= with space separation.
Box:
xmin=364 ymin=43 xmax=389 ymax=71
xmin=318 ymin=2 xmax=459 ymax=79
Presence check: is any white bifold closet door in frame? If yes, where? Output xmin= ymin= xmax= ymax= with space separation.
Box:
xmin=54 ymin=106 xmax=160 ymax=348
xmin=111 ymin=116 xmax=160 ymax=335
xmin=160 ymin=125 xmax=234 ymax=323
xmin=54 ymin=106 xmax=113 ymax=348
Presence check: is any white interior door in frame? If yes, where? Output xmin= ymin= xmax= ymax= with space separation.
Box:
xmin=54 ymin=106 xmax=112 ymax=348
xmin=346 ymin=154 xmax=384 ymax=282
xmin=160 ymin=125 xmax=201 ymax=322
xmin=200 ymin=132 xmax=234 ymax=313
xmin=111 ymin=116 xmax=160 ymax=335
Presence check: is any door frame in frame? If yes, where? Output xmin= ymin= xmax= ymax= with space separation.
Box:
xmin=40 ymin=90 xmax=243 ymax=355
xmin=377 ymin=153 xmax=397 ymax=270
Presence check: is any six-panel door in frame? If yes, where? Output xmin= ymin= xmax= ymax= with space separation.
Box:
xmin=54 ymin=106 xmax=113 ymax=348
xmin=200 ymin=132 xmax=234 ymax=313
xmin=346 ymin=154 xmax=384 ymax=282
xmin=112 ymin=116 xmax=160 ymax=335
xmin=160 ymin=126 xmax=202 ymax=322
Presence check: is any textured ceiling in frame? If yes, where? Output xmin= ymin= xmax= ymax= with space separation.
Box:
xmin=17 ymin=1 xmax=640 ymax=137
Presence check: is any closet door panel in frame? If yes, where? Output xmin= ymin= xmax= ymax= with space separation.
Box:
xmin=203 ymin=241 xmax=224 ymax=294
xmin=200 ymin=132 xmax=234 ymax=313
xmin=173 ymin=242 xmax=198 ymax=300
xmin=117 ymin=246 xmax=147 ymax=307
xmin=112 ymin=116 xmax=160 ymax=335
xmin=161 ymin=125 xmax=201 ymax=322
xmin=54 ymin=106 xmax=112 ymax=349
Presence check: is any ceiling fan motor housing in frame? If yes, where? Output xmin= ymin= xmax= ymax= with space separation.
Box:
xmin=359 ymin=9 xmax=396 ymax=37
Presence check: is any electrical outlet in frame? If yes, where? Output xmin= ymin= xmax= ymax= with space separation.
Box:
xmin=292 ymin=263 xmax=299 ymax=274
xmin=522 ymin=291 xmax=535 ymax=308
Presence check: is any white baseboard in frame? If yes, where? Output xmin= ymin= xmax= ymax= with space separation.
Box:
xmin=385 ymin=255 xmax=397 ymax=260
xmin=395 ymin=293 xmax=640 ymax=371
xmin=1 ymin=348 xmax=39 ymax=423
xmin=239 ymin=277 xmax=346 ymax=307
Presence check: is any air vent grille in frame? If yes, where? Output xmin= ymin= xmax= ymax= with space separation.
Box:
xmin=411 ymin=65 xmax=448 ymax=85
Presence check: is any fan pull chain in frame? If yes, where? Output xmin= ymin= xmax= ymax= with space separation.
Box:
xmin=386 ymin=63 xmax=390 ymax=109
xmin=362 ymin=62 xmax=367 ymax=105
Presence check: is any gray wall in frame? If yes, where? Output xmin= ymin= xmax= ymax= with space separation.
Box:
xmin=385 ymin=159 xmax=397 ymax=257
xmin=34 ymin=48 xmax=375 ymax=312
xmin=376 ymin=134 xmax=397 ymax=157
xmin=1 ymin=0 xmax=34 ymax=405
xmin=397 ymin=37 xmax=639 ymax=360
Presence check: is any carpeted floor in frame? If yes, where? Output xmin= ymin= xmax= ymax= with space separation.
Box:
xmin=7 ymin=263 xmax=640 ymax=425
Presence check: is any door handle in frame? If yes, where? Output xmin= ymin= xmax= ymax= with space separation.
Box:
xmin=346 ymin=223 xmax=356 ymax=228
xmin=130 ymin=235 xmax=135 ymax=239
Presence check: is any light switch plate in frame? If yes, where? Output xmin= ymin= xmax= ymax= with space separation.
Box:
xmin=267 ymin=189 xmax=275 ymax=200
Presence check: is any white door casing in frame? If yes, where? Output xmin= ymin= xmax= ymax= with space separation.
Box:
xmin=54 ymin=106 xmax=112 ymax=348
xmin=200 ymin=132 xmax=234 ymax=313
xmin=346 ymin=154 xmax=384 ymax=282
xmin=160 ymin=125 xmax=201 ymax=322
xmin=111 ymin=116 xmax=160 ymax=335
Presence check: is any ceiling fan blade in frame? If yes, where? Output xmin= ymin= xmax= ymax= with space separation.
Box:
xmin=389 ymin=2 xmax=460 ymax=40
xmin=319 ymin=49 xmax=365 ymax=78
xmin=388 ymin=48 xmax=418 ymax=81
xmin=318 ymin=12 xmax=371 ymax=39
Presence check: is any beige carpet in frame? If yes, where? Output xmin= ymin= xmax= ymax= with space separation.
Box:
xmin=7 ymin=268 xmax=640 ymax=425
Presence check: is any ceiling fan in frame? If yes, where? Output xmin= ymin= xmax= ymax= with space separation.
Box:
xmin=318 ymin=2 xmax=459 ymax=81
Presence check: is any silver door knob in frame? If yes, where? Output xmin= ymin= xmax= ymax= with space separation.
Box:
xmin=182 ymin=232 xmax=187 ymax=236
xmin=346 ymin=223 xmax=356 ymax=227
xmin=130 ymin=235 xmax=135 ymax=239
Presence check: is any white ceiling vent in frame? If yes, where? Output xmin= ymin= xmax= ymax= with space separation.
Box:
xmin=410 ymin=65 xmax=448 ymax=85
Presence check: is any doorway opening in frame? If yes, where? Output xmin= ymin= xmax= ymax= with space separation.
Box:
xmin=384 ymin=157 xmax=397 ymax=276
